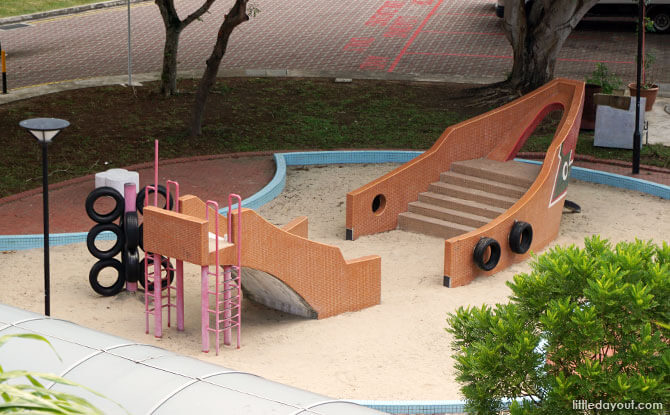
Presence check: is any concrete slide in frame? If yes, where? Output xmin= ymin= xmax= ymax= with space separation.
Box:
xmin=143 ymin=195 xmax=381 ymax=319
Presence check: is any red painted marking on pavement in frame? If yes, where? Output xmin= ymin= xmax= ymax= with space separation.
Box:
xmin=558 ymin=57 xmax=633 ymax=64
xmin=388 ymin=0 xmax=444 ymax=72
xmin=421 ymin=30 xmax=504 ymax=36
xmin=408 ymin=51 xmax=512 ymax=59
xmin=360 ymin=56 xmax=391 ymax=70
xmin=407 ymin=51 xmax=634 ymax=65
xmin=435 ymin=12 xmax=495 ymax=17
xmin=365 ymin=1 xmax=405 ymax=27
xmin=384 ymin=16 xmax=420 ymax=38
xmin=343 ymin=37 xmax=376 ymax=52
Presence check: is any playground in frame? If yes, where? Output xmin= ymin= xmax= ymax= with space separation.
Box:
xmin=1 ymin=158 xmax=668 ymax=401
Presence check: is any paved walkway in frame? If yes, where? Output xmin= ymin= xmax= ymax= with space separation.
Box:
xmin=0 ymin=0 xmax=668 ymax=90
xmin=0 ymin=153 xmax=275 ymax=235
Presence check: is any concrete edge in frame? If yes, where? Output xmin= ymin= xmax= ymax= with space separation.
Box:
xmin=0 ymin=69 xmax=504 ymax=105
xmin=2 ymin=151 xmax=668 ymax=252
xmin=0 ymin=0 xmax=152 ymax=26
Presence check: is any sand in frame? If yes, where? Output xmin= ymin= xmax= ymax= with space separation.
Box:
xmin=0 ymin=163 xmax=668 ymax=400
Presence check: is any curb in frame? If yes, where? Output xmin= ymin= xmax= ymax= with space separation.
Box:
xmin=518 ymin=152 xmax=670 ymax=174
xmin=0 ymin=69 xmax=503 ymax=105
xmin=0 ymin=0 xmax=151 ymax=25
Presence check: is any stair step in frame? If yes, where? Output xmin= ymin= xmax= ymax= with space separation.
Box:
xmin=418 ymin=192 xmax=505 ymax=219
xmin=450 ymin=158 xmax=541 ymax=188
xmin=408 ymin=201 xmax=490 ymax=228
xmin=429 ymin=182 xmax=518 ymax=209
xmin=440 ymin=171 xmax=527 ymax=198
xmin=398 ymin=212 xmax=475 ymax=239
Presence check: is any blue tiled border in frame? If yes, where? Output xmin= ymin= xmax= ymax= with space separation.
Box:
xmin=353 ymin=400 xmax=468 ymax=414
xmin=516 ymin=159 xmax=670 ymax=199
xmin=1 ymin=151 xmax=667 ymax=252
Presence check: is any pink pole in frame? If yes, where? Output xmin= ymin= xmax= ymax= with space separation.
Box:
xmin=201 ymin=265 xmax=210 ymax=353
xmin=154 ymin=140 xmax=158 ymax=207
xmin=124 ymin=183 xmax=138 ymax=292
xmin=176 ymin=259 xmax=184 ymax=331
xmin=223 ymin=265 xmax=232 ymax=346
xmin=144 ymin=256 xmax=149 ymax=334
xmin=124 ymin=183 xmax=137 ymax=213
xmin=153 ymin=253 xmax=162 ymax=338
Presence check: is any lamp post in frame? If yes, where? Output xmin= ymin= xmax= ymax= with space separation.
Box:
xmin=19 ymin=118 xmax=70 ymax=316
xmin=633 ymin=0 xmax=644 ymax=175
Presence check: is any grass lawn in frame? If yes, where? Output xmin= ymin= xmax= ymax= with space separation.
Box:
xmin=0 ymin=0 xmax=104 ymax=18
xmin=0 ymin=77 xmax=667 ymax=198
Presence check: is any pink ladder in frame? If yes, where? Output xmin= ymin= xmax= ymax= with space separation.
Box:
xmin=144 ymin=180 xmax=184 ymax=337
xmin=201 ymin=195 xmax=243 ymax=355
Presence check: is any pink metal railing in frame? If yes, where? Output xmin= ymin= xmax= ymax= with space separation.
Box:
xmin=228 ymin=193 xmax=242 ymax=349
xmin=143 ymin=140 xmax=182 ymax=338
xmin=201 ymin=196 xmax=243 ymax=354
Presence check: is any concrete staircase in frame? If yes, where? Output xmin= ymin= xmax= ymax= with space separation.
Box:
xmin=398 ymin=158 xmax=542 ymax=239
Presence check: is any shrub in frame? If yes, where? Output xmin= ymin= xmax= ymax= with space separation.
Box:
xmin=447 ymin=236 xmax=669 ymax=414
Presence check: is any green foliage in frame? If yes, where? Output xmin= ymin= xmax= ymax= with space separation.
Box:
xmin=585 ymin=63 xmax=623 ymax=94
xmin=642 ymin=50 xmax=657 ymax=89
xmin=0 ymin=334 xmax=124 ymax=414
xmin=447 ymin=237 xmax=669 ymax=414
xmin=0 ymin=0 xmax=101 ymax=18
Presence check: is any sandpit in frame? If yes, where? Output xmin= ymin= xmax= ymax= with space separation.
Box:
xmin=0 ymin=163 xmax=668 ymax=400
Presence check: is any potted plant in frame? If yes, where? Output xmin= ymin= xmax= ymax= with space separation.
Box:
xmin=628 ymin=16 xmax=660 ymax=111
xmin=582 ymin=63 xmax=623 ymax=129
xmin=628 ymin=50 xmax=659 ymax=111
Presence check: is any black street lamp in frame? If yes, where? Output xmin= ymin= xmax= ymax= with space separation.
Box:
xmin=19 ymin=118 xmax=70 ymax=316
xmin=633 ymin=0 xmax=644 ymax=174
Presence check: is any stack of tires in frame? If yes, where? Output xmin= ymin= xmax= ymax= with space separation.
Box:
xmin=86 ymin=186 xmax=131 ymax=296
xmin=85 ymin=184 xmax=174 ymax=296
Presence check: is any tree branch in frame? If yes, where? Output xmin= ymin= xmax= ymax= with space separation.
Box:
xmin=182 ymin=0 xmax=217 ymax=27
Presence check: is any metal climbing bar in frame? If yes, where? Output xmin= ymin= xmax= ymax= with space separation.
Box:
xmin=203 ymin=200 xmax=222 ymax=354
xmin=143 ymin=175 xmax=181 ymax=337
xmin=201 ymin=196 xmax=243 ymax=354
xmin=228 ymin=193 xmax=243 ymax=349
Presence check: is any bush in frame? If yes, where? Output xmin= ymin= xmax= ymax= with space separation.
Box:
xmin=447 ymin=236 xmax=669 ymax=414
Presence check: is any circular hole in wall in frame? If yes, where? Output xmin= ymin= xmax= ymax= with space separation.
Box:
xmin=371 ymin=194 xmax=386 ymax=215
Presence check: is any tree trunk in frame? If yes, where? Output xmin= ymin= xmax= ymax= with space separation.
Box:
xmin=503 ymin=0 xmax=599 ymax=93
xmin=155 ymin=0 xmax=216 ymax=97
xmin=189 ymin=0 xmax=248 ymax=136
xmin=160 ymin=26 xmax=182 ymax=96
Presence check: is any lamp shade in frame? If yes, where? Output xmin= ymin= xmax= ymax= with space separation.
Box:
xmin=19 ymin=118 xmax=70 ymax=143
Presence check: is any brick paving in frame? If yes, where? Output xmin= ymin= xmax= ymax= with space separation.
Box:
xmin=0 ymin=0 xmax=667 ymax=90
xmin=0 ymin=154 xmax=275 ymax=235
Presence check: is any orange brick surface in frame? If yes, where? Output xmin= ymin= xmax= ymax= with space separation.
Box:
xmin=347 ymin=78 xmax=585 ymax=287
xmin=144 ymin=194 xmax=381 ymax=318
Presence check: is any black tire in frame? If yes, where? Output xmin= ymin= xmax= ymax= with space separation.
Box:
xmin=563 ymin=200 xmax=581 ymax=213
xmin=473 ymin=237 xmax=501 ymax=271
xmin=509 ymin=221 xmax=533 ymax=254
xmin=89 ymin=258 xmax=125 ymax=296
xmin=650 ymin=7 xmax=670 ymax=33
xmin=87 ymin=223 xmax=124 ymax=260
xmin=138 ymin=223 xmax=144 ymax=252
xmin=139 ymin=255 xmax=175 ymax=292
xmin=124 ymin=211 xmax=139 ymax=251
xmin=136 ymin=185 xmax=174 ymax=215
xmin=123 ymin=249 xmax=141 ymax=284
xmin=85 ymin=187 xmax=124 ymax=224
